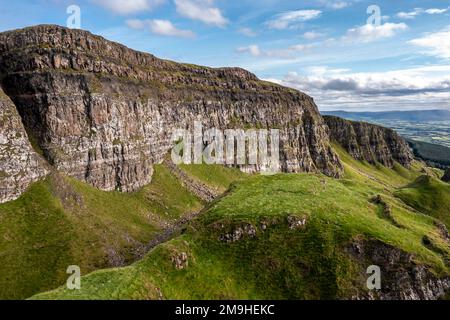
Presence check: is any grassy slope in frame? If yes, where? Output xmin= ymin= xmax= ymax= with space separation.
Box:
xmin=32 ymin=149 xmax=450 ymax=300
xmin=0 ymin=164 xmax=204 ymax=300
xmin=408 ymin=139 xmax=450 ymax=167
xmin=395 ymin=175 xmax=450 ymax=229
xmin=179 ymin=164 xmax=246 ymax=193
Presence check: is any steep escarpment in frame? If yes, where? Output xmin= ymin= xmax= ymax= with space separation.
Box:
xmin=324 ymin=116 xmax=413 ymax=168
xmin=0 ymin=25 xmax=342 ymax=196
xmin=0 ymin=88 xmax=48 ymax=203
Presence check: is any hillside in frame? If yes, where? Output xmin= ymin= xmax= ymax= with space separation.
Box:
xmin=395 ymin=175 xmax=450 ymax=229
xmin=0 ymin=162 xmax=243 ymax=299
xmin=408 ymin=139 xmax=450 ymax=169
xmin=32 ymin=151 xmax=450 ymax=300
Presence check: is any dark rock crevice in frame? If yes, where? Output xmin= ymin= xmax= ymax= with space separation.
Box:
xmin=442 ymin=168 xmax=450 ymax=183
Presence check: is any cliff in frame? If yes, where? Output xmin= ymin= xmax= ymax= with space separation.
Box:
xmin=0 ymin=88 xmax=48 ymax=202
xmin=0 ymin=25 xmax=342 ymax=199
xmin=324 ymin=116 xmax=414 ymax=168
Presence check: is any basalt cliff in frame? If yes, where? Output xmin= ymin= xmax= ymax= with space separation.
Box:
xmin=0 ymin=25 xmax=413 ymax=203
xmin=324 ymin=115 xmax=413 ymax=168
xmin=0 ymin=88 xmax=48 ymax=202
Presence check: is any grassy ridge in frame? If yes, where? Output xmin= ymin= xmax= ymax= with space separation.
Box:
xmin=395 ymin=175 xmax=450 ymax=229
xmin=32 ymin=153 xmax=450 ymax=300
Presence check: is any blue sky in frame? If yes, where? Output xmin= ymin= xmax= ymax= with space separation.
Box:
xmin=1 ymin=0 xmax=449 ymax=111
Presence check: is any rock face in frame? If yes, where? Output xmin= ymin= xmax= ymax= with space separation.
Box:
xmin=0 ymin=25 xmax=342 ymax=195
xmin=324 ymin=116 xmax=414 ymax=168
xmin=442 ymin=168 xmax=450 ymax=183
xmin=0 ymin=88 xmax=48 ymax=203
xmin=347 ymin=239 xmax=450 ymax=300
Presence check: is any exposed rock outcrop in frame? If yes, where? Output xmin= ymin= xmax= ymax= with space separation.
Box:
xmin=346 ymin=239 xmax=450 ymax=300
xmin=0 ymin=25 xmax=342 ymax=196
xmin=0 ymin=88 xmax=48 ymax=203
xmin=171 ymin=252 xmax=189 ymax=270
xmin=219 ymin=223 xmax=258 ymax=243
xmin=442 ymin=168 xmax=450 ymax=183
xmin=324 ymin=116 xmax=414 ymax=168
xmin=164 ymin=158 xmax=218 ymax=202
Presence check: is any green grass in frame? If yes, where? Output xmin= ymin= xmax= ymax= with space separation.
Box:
xmin=395 ymin=175 xmax=450 ymax=229
xmin=0 ymin=164 xmax=204 ymax=300
xmin=32 ymin=153 xmax=450 ymax=300
xmin=179 ymin=164 xmax=246 ymax=193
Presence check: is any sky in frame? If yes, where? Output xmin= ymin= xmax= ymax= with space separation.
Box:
xmin=0 ymin=0 xmax=449 ymax=111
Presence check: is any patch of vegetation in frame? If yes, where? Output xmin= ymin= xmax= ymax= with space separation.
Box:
xmin=0 ymin=170 xmax=9 ymax=178
xmin=395 ymin=175 xmax=450 ymax=229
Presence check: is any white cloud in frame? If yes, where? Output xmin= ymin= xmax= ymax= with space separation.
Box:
xmin=303 ymin=31 xmax=326 ymax=40
xmin=328 ymin=1 xmax=350 ymax=9
xmin=236 ymin=43 xmax=314 ymax=59
xmin=126 ymin=19 xmax=195 ymax=38
xmin=266 ymin=10 xmax=322 ymax=30
xmin=397 ymin=7 xmax=449 ymax=19
xmin=236 ymin=45 xmax=261 ymax=57
xmin=409 ymin=26 xmax=450 ymax=59
xmin=92 ymin=0 xmax=165 ymax=15
xmin=174 ymin=0 xmax=228 ymax=27
xmin=238 ymin=27 xmax=257 ymax=37
xmin=396 ymin=8 xmax=424 ymax=19
xmin=425 ymin=8 xmax=449 ymax=14
xmin=318 ymin=0 xmax=353 ymax=10
xmin=344 ymin=23 xmax=408 ymax=43
xmin=272 ymin=65 xmax=450 ymax=111
xmin=126 ymin=19 xmax=146 ymax=29
xmin=305 ymin=66 xmax=350 ymax=76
